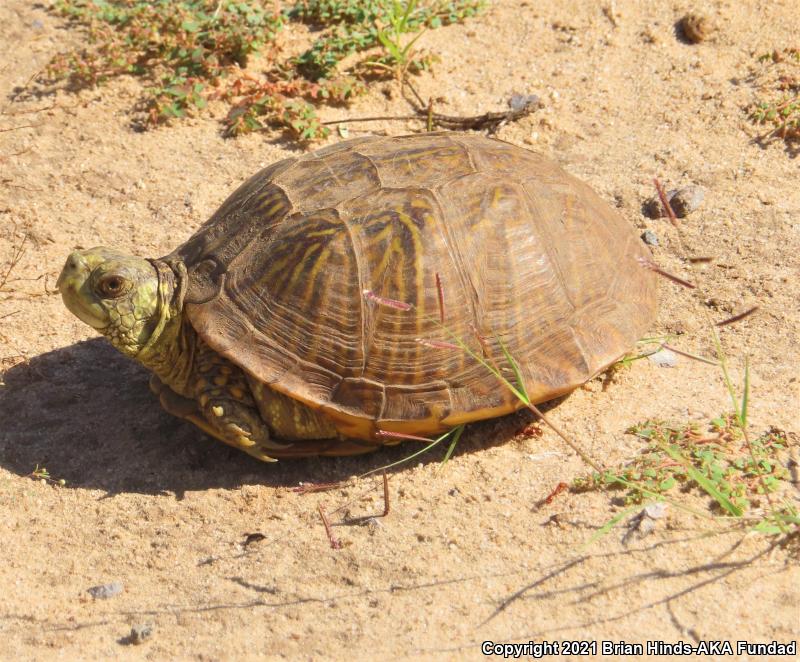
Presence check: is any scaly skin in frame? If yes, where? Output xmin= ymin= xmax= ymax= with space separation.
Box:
xmin=56 ymin=248 xmax=323 ymax=462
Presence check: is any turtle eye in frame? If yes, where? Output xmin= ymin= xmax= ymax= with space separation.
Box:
xmin=97 ymin=274 xmax=129 ymax=299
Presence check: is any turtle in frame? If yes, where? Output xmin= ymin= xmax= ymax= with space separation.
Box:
xmin=57 ymin=133 xmax=657 ymax=462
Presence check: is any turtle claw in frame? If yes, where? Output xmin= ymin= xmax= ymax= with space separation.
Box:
xmin=236 ymin=435 xmax=257 ymax=448
xmin=200 ymin=397 xmax=293 ymax=457
xmin=249 ymin=449 xmax=279 ymax=463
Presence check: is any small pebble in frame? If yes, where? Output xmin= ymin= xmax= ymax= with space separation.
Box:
xmin=509 ymin=93 xmax=540 ymax=112
xmin=641 ymin=229 xmax=659 ymax=246
xmin=87 ymin=581 xmax=123 ymax=600
xmin=679 ymin=13 xmax=711 ymax=44
xmin=670 ymin=186 xmax=705 ymax=216
xmin=129 ymin=623 xmax=153 ymax=645
xmin=647 ymin=348 xmax=678 ymax=368
xmin=638 ymin=518 xmax=656 ymax=535
xmin=644 ymin=185 xmax=705 ymax=219
xmin=644 ymin=502 xmax=668 ymax=519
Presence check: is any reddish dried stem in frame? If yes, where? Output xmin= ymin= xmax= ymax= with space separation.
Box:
xmin=381 ymin=472 xmax=390 ymax=517
xmin=292 ymin=480 xmax=346 ymax=494
xmin=435 ymin=272 xmax=445 ymax=323
xmin=375 ymin=429 xmax=434 ymax=443
xmin=318 ymin=504 xmax=342 ymax=550
xmin=661 ymin=343 xmax=719 ymax=366
xmin=654 ymin=178 xmax=680 ymax=228
xmin=638 ymin=257 xmax=696 ymax=289
xmin=716 ymin=306 xmax=759 ymax=327
xmin=416 ymin=338 xmax=460 ymax=350
xmin=363 ymin=289 xmax=413 ymax=311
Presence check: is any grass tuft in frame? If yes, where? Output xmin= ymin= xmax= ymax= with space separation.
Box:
xmin=44 ymin=0 xmax=484 ymax=139
xmin=749 ymin=47 xmax=800 ymax=144
xmin=573 ymin=417 xmax=795 ymax=518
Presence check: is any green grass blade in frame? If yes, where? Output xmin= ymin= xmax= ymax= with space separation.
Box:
xmin=662 ymin=445 xmax=743 ymax=516
xmin=360 ymin=428 xmax=456 ymax=478
xmin=399 ymin=0 xmax=418 ymax=30
xmin=579 ymin=504 xmax=644 ymax=551
xmin=499 ymin=336 xmax=529 ymax=402
xmin=740 ymin=357 xmax=750 ymax=428
xmin=438 ymin=425 xmax=464 ymax=469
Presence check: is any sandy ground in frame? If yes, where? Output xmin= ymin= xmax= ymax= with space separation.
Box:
xmin=1 ymin=0 xmax=799 ymax=659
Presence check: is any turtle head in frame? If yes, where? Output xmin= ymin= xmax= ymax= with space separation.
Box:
xmin=57 ymin=248 xmax=164 ymax=357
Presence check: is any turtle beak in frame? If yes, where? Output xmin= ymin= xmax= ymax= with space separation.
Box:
xmin=56 ymin=251 xmax=89 ymax=291
xmin=57 ymin=251 xmax=107 ymax=330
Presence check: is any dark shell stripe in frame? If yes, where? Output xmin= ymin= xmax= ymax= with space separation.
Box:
xmin=170 ymin=133 xmax=657 ymax=441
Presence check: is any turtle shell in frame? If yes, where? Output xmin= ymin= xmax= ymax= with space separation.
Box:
xmin=166 ymin=133 xmax=657 ymax=441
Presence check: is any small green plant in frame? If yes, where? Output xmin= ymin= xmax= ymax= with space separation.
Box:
xmin=749 ymin=47 xmax=800 ymax=143
xmin=47 ymin=0 xmax=283 ymax=124
xmin=291 ymin=0 xmax=485 ymax=80
xmin=44 ymin=0 xmax=484 ymax=138
xmin=572 ymin=417 xmax=793 ymax=513
xmin=374 ymin=0 xmax=430 ymax=75
xmin=29 ymin=464 xmax=66 ymax=487
xmin=611 ymin=335 xmax=678 ymax=371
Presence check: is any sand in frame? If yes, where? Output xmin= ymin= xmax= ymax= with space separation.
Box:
xmin=1 ymin=1 xmax=798 ymax=659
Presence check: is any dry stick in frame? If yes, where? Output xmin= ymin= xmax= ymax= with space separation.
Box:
xmin=6 ymin=66 xmax=46 ymax=106
xmin=292 ymin=480 xmax=348 ymax=494
xmin=526 ymin=402 xmax=604 ymax=473
xmin=0 ymin=124 xmax=40 ymax=132
xmin=321 ymin=106 xmax=538 ymax=131
xmin=639 ymin=257 xmax=696 ymax=289
xmin=322 ymin=77 xmax=539 ymax=132
xmin=654 ymin=178 xmax=680 ymax=228
xmin=435 ymin=272 xmax=445 ymax=323
xmin=363 ymin=289 xmax=413 ymax=310
xmin=716 ymin=306 xmax=759 ymax=327
xmin=322 ymin=115 xmax=420 ymax=125
xmin=317 ymin=504 xmax=342 ymax=549
xmin=651 ymin=178 xmax=774 ymax=509
xmin=661 ymin=343 xmax=718 ymax=366
xmin=376 ymin=429 xmax=433 ymax=443
xmin=322 ymin=473 xmax=392 ymax=522
xmin=381 ymin=472 xmax=390 ymax=517
xmin=1 ymin=100 xmax=56 ymax=116
xmin=0 ymin=233 xmax=28 ymax=292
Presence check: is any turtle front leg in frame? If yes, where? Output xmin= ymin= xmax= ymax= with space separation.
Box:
xmin=150 ymin=373 xmax=243 ymax=449
xmin=153 ymin=342 xmax=293 ymax=462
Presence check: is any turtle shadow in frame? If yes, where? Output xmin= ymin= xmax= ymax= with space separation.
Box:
xmin=0 ymin=340 xmax=546 ymax=496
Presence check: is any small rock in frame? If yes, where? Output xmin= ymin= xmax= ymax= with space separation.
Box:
xmin=129 ymin=623 xmax=153 ymax=645
xmin=647 ymin=348 xmax=678 ymax=368
xmin=640 ymin=229 xmax=659 ymax=246
xmin=643 ymin=185 xmax=705 ymax=218
xmin=670 ymin=186 xmax=705 ymax=216
xmin=509 ymin=93 xmax=540 ymax=112
xmin=87 ymin=581 xmax=123 ymax=600
xmin=242 ymin=532 xmax=266 ymax=547
xmin=644 ymin=502 xmax=668 ymax=519
xmin=678 ymin=13 xmax=711 ymax=44
xmin=637 ymin=517 xmax=656 ymax=535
